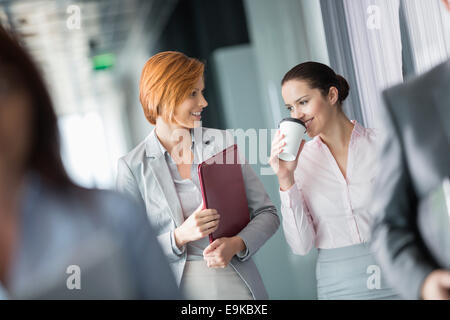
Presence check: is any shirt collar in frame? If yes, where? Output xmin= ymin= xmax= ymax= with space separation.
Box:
xmin=351 ymin=120 xmax=364 ymax=137
xmin=155 ymin=128 xmax=195 ymax=159
xmin=314 ymin=120 xmax=364 ymax=147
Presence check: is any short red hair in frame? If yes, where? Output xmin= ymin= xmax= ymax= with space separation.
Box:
xmin=139 ymin=51 xmax=205 ymax=125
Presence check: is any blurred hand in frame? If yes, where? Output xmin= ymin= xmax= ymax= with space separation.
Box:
xmin=269 ymin=130 xmax=305 ymax=191
xmin=421 ymin=269 xmax=450 ymax=300
xmin=203 ymin=236 xmax=246 ymax=268
xmin=174 ymin=201 xmax=220 ymax=248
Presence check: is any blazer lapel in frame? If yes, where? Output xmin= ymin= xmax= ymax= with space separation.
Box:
xmin=145 ymin=130 xmax=184 ymax=227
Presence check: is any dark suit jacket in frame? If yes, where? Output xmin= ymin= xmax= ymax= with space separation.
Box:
xmin=370 ymin=60 xmax=450 ymax=299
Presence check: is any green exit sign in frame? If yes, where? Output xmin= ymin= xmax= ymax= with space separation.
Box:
xmin=92 ymin=53 xmax=115 ymax=70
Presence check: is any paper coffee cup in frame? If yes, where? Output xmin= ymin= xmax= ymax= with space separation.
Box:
xmin=278 ymin=118 xmax=307 ymax=162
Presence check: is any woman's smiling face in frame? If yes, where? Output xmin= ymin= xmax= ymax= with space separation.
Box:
xmin=172 ymin=77 xmax=208 ymax=129
xmin=281 ymin=79 xmax=338 ymax=138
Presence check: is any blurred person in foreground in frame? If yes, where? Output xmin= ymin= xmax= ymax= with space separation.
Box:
xmin=0 ymin=26 xmax=179 ymax=299
xmin=370 ymin=0 xmax=450 ymax=300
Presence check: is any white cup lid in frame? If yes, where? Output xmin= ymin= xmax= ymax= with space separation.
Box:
xmin=279 ymin=117 xmax=306 ymax=129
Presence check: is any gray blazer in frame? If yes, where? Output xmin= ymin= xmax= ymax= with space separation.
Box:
xmin=370 ymin=60 xmax=450 ymax=299
xmin=6 ymin=172 xmax=180 ymax=299
xmin=116 ymin=127 xmax=280 ymax=299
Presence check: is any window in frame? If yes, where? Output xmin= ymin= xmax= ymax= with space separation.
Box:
xmin=59 ymin=112 xmax=113 ymax=189
xmin=321 ymin=0 xmax=403 ymax=128
xmin=401 ymin=0 xmax=450 ymax=75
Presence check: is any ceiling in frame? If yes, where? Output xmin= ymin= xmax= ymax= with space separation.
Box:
xmin=0 ymin=0 xmax=178 ymax=114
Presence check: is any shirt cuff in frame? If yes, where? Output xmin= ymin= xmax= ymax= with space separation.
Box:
xmin=279 ymin=183 xmax=301 ymax=208
xmin=170 ymin=230 xmax=185 ymax=256
xmin=236 ymin=247 xmax=249 ymax=259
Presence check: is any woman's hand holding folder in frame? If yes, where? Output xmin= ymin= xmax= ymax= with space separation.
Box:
xmin=173 ymin=201 xmax=220 ymax=249
xmin=203 ymin=236 xmax=246 ymax=268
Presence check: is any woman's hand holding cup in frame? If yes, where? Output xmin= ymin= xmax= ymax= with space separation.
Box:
xmin=269 ymin=129 xmax=305 ymax=191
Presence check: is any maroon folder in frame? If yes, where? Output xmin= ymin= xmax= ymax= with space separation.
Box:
xmin=197 ymin=144 xmax=250 ymax=243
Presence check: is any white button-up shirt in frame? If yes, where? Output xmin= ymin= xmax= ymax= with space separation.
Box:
xmin=280 ymin=121 xmax=379 ymax=255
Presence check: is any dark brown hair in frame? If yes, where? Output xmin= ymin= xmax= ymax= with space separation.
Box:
xmin=282 ymin=61 xmax=350 ymax=105
xmin=0 ymin=26 xmax=73 ymax=189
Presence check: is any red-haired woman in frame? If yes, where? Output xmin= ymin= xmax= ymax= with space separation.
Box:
xmin=117 ymin=51 xmax=280 ymax=300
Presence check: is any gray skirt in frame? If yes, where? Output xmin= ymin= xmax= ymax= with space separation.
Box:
xmin=316 ymin=243 xmax=401 ymax=300
xmin=180 ymin=260 xmax=253 ymax=300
